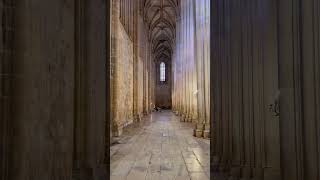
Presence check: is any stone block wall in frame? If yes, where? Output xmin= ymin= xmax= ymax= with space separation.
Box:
xmin=111 ymin=15 xmax=134 ymax=136
xmin=111 ymin=0 xmax=154 ymax=136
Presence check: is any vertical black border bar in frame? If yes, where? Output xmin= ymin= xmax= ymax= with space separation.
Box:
xmin=105 ymin=0 xmax=111 ymax=179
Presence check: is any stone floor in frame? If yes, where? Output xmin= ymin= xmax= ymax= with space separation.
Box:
xmin=110 ymin=111 xmax=210 ymax=180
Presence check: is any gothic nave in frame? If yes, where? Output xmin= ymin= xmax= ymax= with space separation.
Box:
xmin=1 ymin=0 xmax=320 ymax=180
xmin=110 ymin=0 xmax=210 ymax=179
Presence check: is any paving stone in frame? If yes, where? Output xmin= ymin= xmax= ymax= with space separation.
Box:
xmin=189 ymin=172 xmax=209 ymax=180
xmin=110 ymin=111 xmax=210 ymax=179
xmin=110 ymin=175 xmax=126 ymax=180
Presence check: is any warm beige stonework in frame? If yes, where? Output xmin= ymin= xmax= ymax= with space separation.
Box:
xmin=111 ymin=0 xmax=134 ymax=136
xmin=111 ymin=0 xmax=155 ymax=136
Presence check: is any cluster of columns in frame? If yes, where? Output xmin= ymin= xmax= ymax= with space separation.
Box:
xmin=136 ymin=12 xmax=155 ymax=120
xmin=211 ymin=0 xmax=320 ymax=179
xmin=172 ymin=0 xmax=210 ymax=138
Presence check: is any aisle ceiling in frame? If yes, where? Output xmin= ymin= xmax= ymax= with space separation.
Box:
xmin=143 ymin=0 xmax=178 ymax=62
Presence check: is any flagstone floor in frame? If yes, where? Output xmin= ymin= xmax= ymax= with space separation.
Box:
xmin=110 ymin=111 xmax=210 ymax=180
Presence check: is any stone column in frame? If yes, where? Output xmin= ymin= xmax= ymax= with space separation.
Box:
xmin=132 ymin=1 xmax=141 ymax=122
xmin=184 ymin=0 xmax=191 ymax=122
xmin=190 ymin=1 xmax=198 ymax=126
xmin=180 ymin=1 xmax=187 ymax=122
xmin=187 ymin=0 xmax=194 ymax=123
xmin=203 ymin=0 xmax=210 ymax=138
xmin=148 ymin=40 xmax=153 ymax=113
xmin=193 ymin=0 xmax=205 ymax=138
xmin=176 ymin=17 xmax=182 ymax=116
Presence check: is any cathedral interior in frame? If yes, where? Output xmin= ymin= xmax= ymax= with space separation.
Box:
xmin=1 ymin=0 xmax=320 ymax=180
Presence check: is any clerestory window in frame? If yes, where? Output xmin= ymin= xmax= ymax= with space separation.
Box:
xmin=160 ymin=62 xmax=165 ymax=82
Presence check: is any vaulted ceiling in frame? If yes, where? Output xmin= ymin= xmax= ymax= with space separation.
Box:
xmin=142 ymin=0 xmax=178 ymax=62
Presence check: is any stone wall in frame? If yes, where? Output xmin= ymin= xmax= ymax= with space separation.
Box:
xmin=111 ymin=0 xmax=134 ymax=136
xmin=111 ymin=0 xmax=154 ymax=136
xmin=111 ymin=10 xmax=134 ymax=136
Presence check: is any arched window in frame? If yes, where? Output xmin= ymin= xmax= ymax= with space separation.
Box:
xmin=160 ymin=62 xmax=165 ymax=82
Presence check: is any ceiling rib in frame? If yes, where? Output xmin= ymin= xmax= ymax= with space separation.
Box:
xmin=143 ymin=0 xmax=178 ymax=62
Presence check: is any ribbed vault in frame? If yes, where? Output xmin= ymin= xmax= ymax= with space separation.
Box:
xmin=143 ymin=0 xmax=178 ymax=62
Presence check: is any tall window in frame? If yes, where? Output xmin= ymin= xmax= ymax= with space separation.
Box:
xmin=160 ymin=62 xmax=166 ymax=82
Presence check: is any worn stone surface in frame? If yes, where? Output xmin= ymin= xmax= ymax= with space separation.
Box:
xmin=110 ymin=111 xmax=210 ymax=180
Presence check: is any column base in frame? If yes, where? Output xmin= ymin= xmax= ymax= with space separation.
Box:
xmin=180 ymin=114 xmax=185 ymax=122
xmin=185 ymin=114 xmax=192 ymax=122
xmin=184 ymin=115 xmax=191 ymax=122
xmin=195 ymin=129 xmax=203 ymax=138
xmin=203 ymin=130 xmax=210 ymax=139
xmin=203 ymin=124 xmax=210 ymax=139
xmin=193 ymin=123 xmax=204 ymax=138
xmin=112 ymin=124 xmax=123 ymax=137
xmin=134 ymin=114 xmax=142 ymax=122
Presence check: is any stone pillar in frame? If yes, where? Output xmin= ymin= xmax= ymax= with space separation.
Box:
xmin=174 ymin=17 xmax=179 ymax=115
xmin=184 ymin=0 xmax=191 ymax=123
xmin=176 ymin=17 xmax=182 ymax=116
xmin=180 ymin=2 xmax=187 ymax=122
xmin=193 ymin=0 xmax=205 ymax=138
xmin=132 ymin=1 xmax=141 ymax=122
xmin=188 ymin=0 xmax=197 ymax=124
xmin=203 ymin=0 xmax=211 ymax=139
